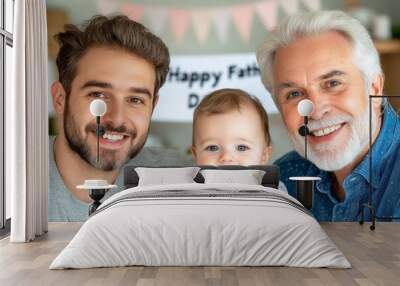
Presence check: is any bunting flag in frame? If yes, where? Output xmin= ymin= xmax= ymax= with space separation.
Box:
xmin=231 ymin=4 xmax=254 ymax=43
xmin=211 ymin=8 xmax=231 ymax=43
xmin=94 ymin=0 xmax=321 ymax=45
xmin=278 ymin=0 xmax=299 ymax=16
xmin=192 ymin=9 xmax=212 ymax=45
xmin=121 ymin=3 xmax=145 ymax=22
xmin=96 ymin=0 xmax=119 ymax=15
xmin=169 ymin=9 xmax=191 ymax=44
xmin=302 ymin=0 xmax=321 ymax=11
xmin=255 ymin=0 xmax=278 ymax=31
xmin=146 ymin=6 xmax=168 ymax=35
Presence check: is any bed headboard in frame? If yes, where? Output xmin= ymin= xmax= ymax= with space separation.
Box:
xmin=123 ymin=165 xmax=280 ymax=189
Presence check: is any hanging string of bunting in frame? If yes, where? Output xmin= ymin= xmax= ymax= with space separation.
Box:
xmin=96 ymin=0 xmax=321 ymax=45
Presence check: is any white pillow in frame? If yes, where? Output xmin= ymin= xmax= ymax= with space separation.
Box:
xmin=200 ymin=169 xmax=266 ymax=185
xmin=135 ymin=167 xmax=200 ymax=186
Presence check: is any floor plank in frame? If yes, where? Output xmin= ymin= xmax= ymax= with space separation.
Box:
xmin=0 ymin=222 xmax=399 ymax=286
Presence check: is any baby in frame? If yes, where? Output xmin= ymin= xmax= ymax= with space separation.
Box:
xmin=192 ymin=88 xmax=272 ymax=166
xmin=191 ymin=88 xmax=287 ymax=191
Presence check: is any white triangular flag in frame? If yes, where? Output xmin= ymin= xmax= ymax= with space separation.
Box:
xmin=96 ymin=0 xmax=119 ymax=15
xmin=146 ymin=6 xmax=168 ymax=35
xmin=212 ymin=8 xmax=231 ymax=43
xmin=279 ymin=0 xmax=299 ymax=15
xmin=192 ymin=9 xmax=212 ymax=44
xmin=302 ymin=0 xmax=321 ymax=11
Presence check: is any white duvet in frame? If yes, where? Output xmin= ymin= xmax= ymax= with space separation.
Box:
xmin=50 ymin=183 xmax=351 ymax=269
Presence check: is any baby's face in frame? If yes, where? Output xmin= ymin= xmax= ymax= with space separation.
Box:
xmin=193 ymin=104 xmax=271 ymax=166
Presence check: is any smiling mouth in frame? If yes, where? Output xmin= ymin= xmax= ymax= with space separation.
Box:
xmin=91 ymin=131 xmax=130 ymax=149
xmin=102 ymin=132 xmax=125 ymax=142
xmin=305 ymin=123 xmax=347 ymax=145
xmin=310 ymin=123 xmax=343 ymax=137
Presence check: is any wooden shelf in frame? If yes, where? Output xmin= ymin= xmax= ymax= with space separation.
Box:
xmin=377 ymin=40 xmax=400 ymax=107
xmin=374 ymin=40 xmax=400 ymax=54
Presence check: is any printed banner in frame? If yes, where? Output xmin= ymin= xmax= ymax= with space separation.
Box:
xmin=153 ymin=53 xmax=278 ymax=122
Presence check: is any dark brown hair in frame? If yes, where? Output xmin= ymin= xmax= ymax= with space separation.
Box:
xmin=55 ymin=15 xmax=170 ymax=100
xmin=192 ymin=88 xmax=272 ymax=146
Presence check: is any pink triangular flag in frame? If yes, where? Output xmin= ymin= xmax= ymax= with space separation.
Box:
xmin=231 ymin=4 xmax=254 ymax=43
xmin=255 ymin=0 xmax=278 ymax=31
xmin=192 ymin=9 xmax=212 ymax=45
xmin=302 ymin=0 xmax=321 ymax=11
xmin=121 ymin=3 xmax=145 ymax=22
xmin=279 ymin=0 xmax=299 ymax=16
xmin=169 ymin=9 xmax=191 ymax=44
xmin=211 ymin=8 xmax=230 ymax=43
xmin=146 ymin=6 xmax=168 ymax=35
xmin=96 ymin=0 xmax=119 ymax=15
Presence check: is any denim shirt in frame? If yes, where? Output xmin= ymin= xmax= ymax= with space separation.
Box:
xmin=275 ymin=104 xmax=400 ymax=221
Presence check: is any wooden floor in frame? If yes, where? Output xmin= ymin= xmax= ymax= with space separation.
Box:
xmin=0 ymin=222 xmax=399 ymax=286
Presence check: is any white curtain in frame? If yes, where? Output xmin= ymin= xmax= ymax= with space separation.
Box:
xmin=8 ymin=0 xmax=48 ymax=242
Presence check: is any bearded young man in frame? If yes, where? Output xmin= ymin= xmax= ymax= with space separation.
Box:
xmin=50 ymin=15 xmax=189 ymax=221
xmin=257 ymin=11 xmax=400 ymax=221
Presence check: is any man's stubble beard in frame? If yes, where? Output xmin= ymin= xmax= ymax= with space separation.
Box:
xmin=288 ymin=101 xmax=379 ymax=171
xmin=63 ymin=102 xmax=148 ymax=171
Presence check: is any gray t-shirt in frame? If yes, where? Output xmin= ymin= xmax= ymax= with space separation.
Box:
xmin=48 ymin=136 xmax=192 ymax=222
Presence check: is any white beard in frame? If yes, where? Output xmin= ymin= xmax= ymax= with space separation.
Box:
xmin=289 ymin=106 xmax=378 ymax=171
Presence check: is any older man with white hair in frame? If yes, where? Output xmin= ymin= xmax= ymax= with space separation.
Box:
xmin=257 ymin=10 xmax=400 ymax=221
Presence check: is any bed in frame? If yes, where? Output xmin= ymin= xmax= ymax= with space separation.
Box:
xmin=50 ymin=165 xmax=350 ymax=269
